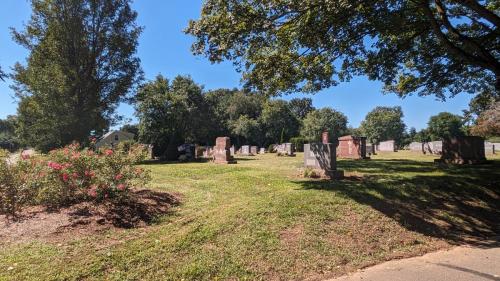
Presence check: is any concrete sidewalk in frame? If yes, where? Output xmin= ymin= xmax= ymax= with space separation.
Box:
xmin=329 ymin=246 xmax=500 ymax=281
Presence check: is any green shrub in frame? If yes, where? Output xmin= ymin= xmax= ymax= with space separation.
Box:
xmin=268 ymin=144 xmax=276 ymax=153
xmin=0 ymin=160 xmax=21 ymax=217
xmin=0 ymin=149 xmax=9 ymax=159
xmin=0 ymin=143 xmax=151 ymax=215
xmin=303 ymin=168 xmax=319 ymax=178
xmin=290 ymin=137 xmax=306 ymax=152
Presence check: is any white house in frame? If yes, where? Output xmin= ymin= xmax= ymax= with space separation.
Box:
xmin=95 ymin=130 xmax=135 ymax=149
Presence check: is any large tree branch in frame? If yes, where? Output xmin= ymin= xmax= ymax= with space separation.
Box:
xmin=453 ymin=0 xmax=500 ymax=28
xmin=435 ymin=0 xmax=500 ymax=71
xmin=421 ymin=0 xmax=500 ymax=75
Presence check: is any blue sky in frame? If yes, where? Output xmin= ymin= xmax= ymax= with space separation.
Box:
xmin=0 ymin=0 xmax=474 ymax=130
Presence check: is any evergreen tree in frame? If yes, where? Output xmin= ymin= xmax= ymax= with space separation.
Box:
xmin=12 ymin=0 xmax=142 ymax=152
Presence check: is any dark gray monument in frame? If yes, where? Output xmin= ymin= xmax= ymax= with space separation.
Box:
xmin=304 ymin=142 xmax=343 ymax=178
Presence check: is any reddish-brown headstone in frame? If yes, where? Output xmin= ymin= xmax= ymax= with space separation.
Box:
xmin=322 ymin=131 xmax=329 ymax=144
xmin=337 ymin=135 xmax=370 ymax=159
xmin=436 ymin=136 xmax=486 ymax=164
xmin=216 ymin=137 xmax=231 ymax=150
xmin=214 ymin=137 xmax=236 ymax=164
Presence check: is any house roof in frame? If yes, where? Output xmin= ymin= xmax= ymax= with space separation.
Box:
xmin=100 ymin=130 xmax=135 ymax=140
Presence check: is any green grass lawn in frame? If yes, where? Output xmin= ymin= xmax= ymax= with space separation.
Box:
xmin=1 ymin=151 xmax=499 ymax=280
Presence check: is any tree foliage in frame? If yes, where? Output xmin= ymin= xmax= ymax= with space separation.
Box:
xmin=470 ymin=101 xmax=500 ymax=138
xmin=135 ymin=75 xmax=210 ymax=159
xmin=120 ymin=124 xmax=139 ymax=141
xmin=135 ymin=75 xmax=353 ymax=155
xmin=360 ymin=106 xmax=406 ymax=145
xmin=230 ymin=115 xmax=262 ymax=145
xmin=463 ymin=89 xmax=499 ymax=125
xmin=0 ymin=116 xmax=20 ymax=151
xmin=0 ymin=66 xmax=6 ymax=81
xmin=288 ymin=98 xmax=315 ymax=119
xmin=301 ymin=108 xmax=348 ymax=142
xmin=260 ymin=100 xmax=300 ymax=144
xmin=187 ymin=0 xmax=500 ymax=98
xmin=12 ymin=0 xmax=142 ymax=152
xmin=427 ymin=112 xmax=464 ymax=140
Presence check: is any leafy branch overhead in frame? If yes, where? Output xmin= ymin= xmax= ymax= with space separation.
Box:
xmin=186 ymin=0 xmax=500 ymax=98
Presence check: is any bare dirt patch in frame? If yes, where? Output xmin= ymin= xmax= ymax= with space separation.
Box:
xmin=0 ymin=189 xmax=181 ymax=244
xmin=280 ymin=224 xmax=304 ymax=245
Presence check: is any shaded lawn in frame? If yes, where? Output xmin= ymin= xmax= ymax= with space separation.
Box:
xmin=1 ymin=151 xmax=499 ymax=280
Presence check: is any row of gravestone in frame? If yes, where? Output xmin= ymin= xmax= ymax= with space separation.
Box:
xmin=191 ymin=134 xmax=490 ymax=179
xmin=209 ymin=133 xmax=346 ymax=178
xmin=409 ymin=141 xmax=497 ymax=155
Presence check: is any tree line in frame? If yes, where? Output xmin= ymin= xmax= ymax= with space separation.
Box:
xmin=0 ymin=0 xmax=498 ymax=154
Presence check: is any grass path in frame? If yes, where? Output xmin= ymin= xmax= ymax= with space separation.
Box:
xmin=1 ymin=152 xmax=499 ymax=280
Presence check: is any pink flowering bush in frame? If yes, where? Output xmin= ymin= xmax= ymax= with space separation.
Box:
xmin=1 ymin=143 xmax=151 ymax=216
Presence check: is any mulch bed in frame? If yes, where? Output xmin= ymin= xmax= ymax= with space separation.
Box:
xmin=0 ymin=189 xmax=181 ymax=244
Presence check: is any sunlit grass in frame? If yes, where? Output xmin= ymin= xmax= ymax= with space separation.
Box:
xmin=1 ymin=151 xmax=498 ymax=280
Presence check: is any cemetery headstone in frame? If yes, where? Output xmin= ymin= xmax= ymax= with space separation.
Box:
xmin=304 ymin=142 xmax=343 ymax=178
xmin=276 ymin=143 xmax=295 ymax=156
xmin=322 ymin=131 xmax=329 ymax=144
xmin=213 ymin=137 xmax=237 ymax=164
xmin=146 ymin=144 xmax=154 ymax=159
xmin=178 ymin=144 xmax=195 ymax=161
xmin=240 ymin=145 xmax=252 ymax=156
xmin=284 ymin=143 xmax=295 ymax=156
xmin=259 ymin=147 xmax=266 ymax=154
xmin=409 ymin=142 xmax=423 ymax=152
xmin=337 ymin=135 xmax=370 ymax=159
xmin=366 ymin=143 xmax=374 ymax=155
xmin=251 ymin=146 xmax=258 ymax=155
xmin=377 ymin=140 xmax=397 ymax=152
xmin=230 ymin=145 xmax=235 ymax=156
xmin=484 ymin=142 xmax=496 ymax=154
xmin=435 ymin=136 xmax=486 ymax=164
xmin=202 ymin=146 xmax=214 ymax=158
xmin=423 ymin=141 xmax=442 ymax=155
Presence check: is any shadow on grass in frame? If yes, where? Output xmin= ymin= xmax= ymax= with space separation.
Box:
xmin=140 ymin=157 xmax=256 ymax=165
xmin=295 ymin=159 xmax=500 ymax=247
xmin=140 ymin=159 xmax=212 ymax=165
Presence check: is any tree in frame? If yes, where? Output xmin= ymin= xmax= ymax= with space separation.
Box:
xmin=205 ymin=88 xmax=238 ymax=140
xmin=301 ymin=108 xmax=348 ymax=142
xmin=120 ymin=124 xmax=139 ymax=141
xmin=401 ymin=127 xmax=418 ymax=146
xmin=415 ymin=129 xmax=432 ymax=143
xmin=227 ymin=91 xmax=265 ymax=120
xmin=346 ymin=126 xmax=363 ymax=136
xmin=0 ymin=115 xmax=20 ymax=151
xmin=470 ymin=101 xmax=500 ymax=138
xmin=187 ymin=0 xmax=500 ymax=97
xmin=259 ymin=100 xmax=300 ymax=144
xmin=12 ymin=0 xmax=142 ymax=152
xmin=427 ymin=112 xmax=464 ymax=140
xmin=0 ymin=66 xmax=6 ymax=81
xmin=288 ymin=98 xmax=315 ymax=119
xmin=135 ymin=75 xmax=210 ymax=159
xmin=230 ymin=115 xmax=261 ymax=145
xmin=462 ymin=89 xmax=499 ymax=125
xmin=360 ymin=106 xmax=406 ymax=145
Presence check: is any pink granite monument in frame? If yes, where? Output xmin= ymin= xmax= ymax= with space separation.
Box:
xmin=213 ymin=137 xmax=237 ymax=164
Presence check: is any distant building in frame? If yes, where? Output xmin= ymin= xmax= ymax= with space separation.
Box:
xmin=95 ymin=130 xmax=135 ymax=149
